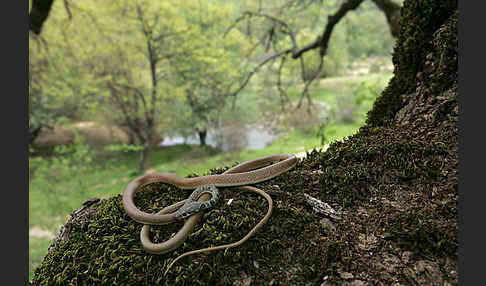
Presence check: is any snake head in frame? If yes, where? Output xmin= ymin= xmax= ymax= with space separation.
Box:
xmin=175 ymin=185 xmax=220 ymax=220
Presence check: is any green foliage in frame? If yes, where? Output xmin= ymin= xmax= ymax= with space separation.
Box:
xmin=29 ymin=0 xmax=108 ymax=142
xmin=167 ymin=1 xmax=250 ymax=139
xmin=29 ymin=0 xmax=398 ymax=148
xmin=104 ymin=144 xmax=144 ymax=153
xmin=30 ymin=132 xmax=96 ymax=215
xmin=350 ymin=80 xmax=383 ymax=112
xmin=342 ymin=1 xmax=396 ymax=59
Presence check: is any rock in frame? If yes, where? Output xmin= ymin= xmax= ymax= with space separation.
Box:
xmin=319 ymin=218 xmax=336 ymax=232
xmin=349 ymin=280 xmax=366 ymax=286
xmin=401 ymin=251 xmax=412 ymax=264
xmin=339 ymin=271 xmax=354 ymax=280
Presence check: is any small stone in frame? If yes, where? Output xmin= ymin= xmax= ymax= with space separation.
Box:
xmin=415 ymin=260 xmax=427 ymax=272
xmin=319 ymin=218 xmax=336 ymax=232
xmin=233 ymin=272 xmax=253 ymax=286
xmin=349 ymin=280 xmax=365 ymax=286
xmin=253 ymin=260 xmax=259 ymax=269
xmin=339 ymin=272 xmax=354 ymax=280
xmin=401 ymin=251 xmax=412 ymax=264
xmin=357 ymin=233 xmax=378 ymax=251
xmin=242 ymin=276 xmax=252 ymax=286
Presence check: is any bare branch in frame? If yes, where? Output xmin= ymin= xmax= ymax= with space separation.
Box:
xmin=224 ymin=13 xmax=248 ymax=37
xmin=107 ymin=82 xmax=147 ymax=143
xmin=276 ymin=55 xmax=290 ymax=111
xmin=233 ymin=11 xmax=299 ymax=52
xmin=227 ymin=0 xmax=366 ymax=101
xmin=293 ymin=0 xmax=365 ymax=58
xmin=107 ymin=82 xmax=135 ymax=128
xmin=63 ymin=0 xmax=73 ymax=20
xmin=112 ymin=82 xmax=150 ymax=124
xmin=296 ymin=54 xmax=324 ymax=113
xmin=230 ymin=49 xmax=292 ymax=97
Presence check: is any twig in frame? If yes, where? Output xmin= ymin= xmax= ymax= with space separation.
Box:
xmin=304 ymin=193 xmax=342 ymax=220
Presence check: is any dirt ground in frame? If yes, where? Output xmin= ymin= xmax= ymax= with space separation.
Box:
xmin=32 ymin=121 xmax=164 ymax=149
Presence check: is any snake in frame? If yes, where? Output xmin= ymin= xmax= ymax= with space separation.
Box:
xmin=122 ymin=153 xmax=297 ymax=275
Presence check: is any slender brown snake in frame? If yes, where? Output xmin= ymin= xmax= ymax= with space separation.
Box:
xmin=122 ymin=154 xmax=297 ymax=275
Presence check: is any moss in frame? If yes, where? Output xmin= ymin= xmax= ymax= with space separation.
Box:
xmin=304 ymin=125 xmax=451 ymax=208
xmin=366 ymin=0 xmax=457 ymax=126
xmin=385 ymin=206 xmax=458 ymax=258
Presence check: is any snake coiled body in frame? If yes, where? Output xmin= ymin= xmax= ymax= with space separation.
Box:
xmin=122 ymin=154 xmax=297 ymax=275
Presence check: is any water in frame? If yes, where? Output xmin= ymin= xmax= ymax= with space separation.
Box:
xmin=159 ymin=101 xmax=331 ymax=151
xmin=159 ymin=126 xmax=278 ymax=151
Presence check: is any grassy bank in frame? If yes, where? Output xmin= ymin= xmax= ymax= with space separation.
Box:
xmin=28 ymin=71 xmax=392 ymax=279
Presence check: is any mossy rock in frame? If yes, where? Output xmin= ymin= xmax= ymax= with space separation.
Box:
xmin=31 ymin=0 xmax=458 ymax=285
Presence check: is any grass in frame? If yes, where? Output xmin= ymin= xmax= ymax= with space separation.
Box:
xmin=28 ymin=70 xmax=393 ymax=280
xmin=29 ymin=237 xmax=53 ymax=278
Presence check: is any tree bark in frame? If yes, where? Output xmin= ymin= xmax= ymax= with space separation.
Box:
xmin=198 ymin=129 xmax=207 ymax=147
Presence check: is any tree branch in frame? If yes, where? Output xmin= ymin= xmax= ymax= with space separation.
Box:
xmin=276 ymin=55 xmax=290 ymax=111
xmin=63 ymin=0 xmax=73 ymax=20
xmin=230 ymin=49 xmax=292 ymax=97
xmin=226 ymin=0 xmax=366 ymax=102
xmin=29 ymin=0 xmax=55 ymax=35
xmin=112 ymin=83 xmax=151 ymax=125
xmin=296 ymin=54 xmax=324 ymax=112
xmin=370 ymin=0 xmax=401 ymax=38
xmin=294 ymin=0 xmax=365 ymax=58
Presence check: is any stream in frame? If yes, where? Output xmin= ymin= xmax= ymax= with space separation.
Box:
xmin=159 ymin=126 xmax=279 ymax=151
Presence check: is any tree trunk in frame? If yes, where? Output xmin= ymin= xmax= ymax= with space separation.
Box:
xmin=128 ymin=133 xmax=136 ymax=145
xmin=139 ymin=144 xmax=151 ymax=174
xmin=198 ymin=129 xmax=207 ymax=147
xmin=29 ymin=125 xmax=43 ymax=147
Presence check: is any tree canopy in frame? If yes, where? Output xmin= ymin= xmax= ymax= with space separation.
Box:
xmin=29 ymin=0 xmax=400 ymax=170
